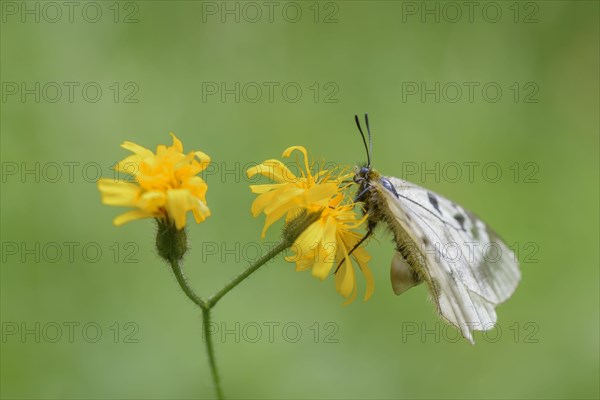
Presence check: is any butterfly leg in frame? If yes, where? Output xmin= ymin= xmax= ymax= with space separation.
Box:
xmin=334 ymin=221 xmax=376 ymax=274
xmin=354 ymin=185 xmax=370 ymax=202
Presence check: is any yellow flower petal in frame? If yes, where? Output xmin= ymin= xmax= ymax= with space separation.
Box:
xmin=310 ymin=218 xmax=337 ymax=279
xmin=97 ymin=179 xmax=141 ymax=206
xmin=137 ymin=190 xmax=166 ymax=213
xmin=264 ymin=187 xmax=303 ymax=214
xmin=195 ymin=151 xmax=211 ymax=170
xmin=248 ymin=183 xmax=283 ymax=194
xmin=115 ymin=154 xmax=143 ymax=176
xmin=121 ymin=141 xmax=153 ymax=158
xmin=281 ymin=146 xmax=306 ymax=157
xmin=192 ymin=200 xmax=211 ymax=223
xmin=182 ymin=176 xmax=208 ymax=201
xmin=260 ymin=200 xmax=297 ymax=238
xmin=169 ymin=132 xmax=184 ymax=153
xmin=166 ymin=189 xmax=198 ymax=230
xmin=282 ymin=145 xmax=309 ymax=170
xmin=250 ymin=189 xmax=279 ymax=217
xmin=335 ymin=243 xmax=355 ymax=296
xmin=293 ymin=220 xmax=324 ymax=257
xmin=303 ymin=183 xmax=339 ymax=205
xmin=246 ymin=160 xmax=298 ymax=183
xmin=358 ymin=255 xmax=375 ymax=301
xmin=113 ymin=210 xmax=153 ymax=226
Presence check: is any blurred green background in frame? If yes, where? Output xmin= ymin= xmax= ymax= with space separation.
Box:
xmin=1 ymin=1 xmax=598 ymax=399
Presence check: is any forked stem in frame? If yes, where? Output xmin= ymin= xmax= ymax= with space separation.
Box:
xmin=167 ymin=239 xmax=291 ymax=399
xmin=166 ymin=211 xmax=321 ymax=399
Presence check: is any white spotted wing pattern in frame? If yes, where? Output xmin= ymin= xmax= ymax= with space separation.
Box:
xmin=372 ymin=176 xmax=521 ymax=343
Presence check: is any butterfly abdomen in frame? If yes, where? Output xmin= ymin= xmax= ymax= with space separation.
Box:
xmin=364 ymin=174 xmax=428 ymax=286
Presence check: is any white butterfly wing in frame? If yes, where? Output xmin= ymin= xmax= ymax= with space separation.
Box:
xmin=376 ymin=176 xmax=520 ymax=343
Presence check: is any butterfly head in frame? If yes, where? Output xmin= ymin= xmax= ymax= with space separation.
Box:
xmin=354 ymin=164 xmax=370 ymax=180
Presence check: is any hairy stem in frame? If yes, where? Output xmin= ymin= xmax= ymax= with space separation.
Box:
xmin=202 ymin=308 xmax=224 ymax=399
xmin=169 ymin=258 xmax=207 ymax=310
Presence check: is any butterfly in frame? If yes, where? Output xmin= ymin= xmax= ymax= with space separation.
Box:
xmin=350 ymin=114 xmax=521 ymax=343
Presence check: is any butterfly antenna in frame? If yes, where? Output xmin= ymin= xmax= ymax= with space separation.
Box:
xmin=365 ymin=113 xmax=372 ymax=165
xmin=355 ymin=114 xmax=371 ymax=166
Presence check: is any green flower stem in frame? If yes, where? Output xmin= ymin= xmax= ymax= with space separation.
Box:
xmin=207 ymin=239 xmax=290 ymax=308
xmin=167 ymin=240 xmax=290 ymax=400
xmin=202 ymin=307 xmax=224 ymax=400
xmin=168 ymin=258 xmax=207 ymax=310
xmin=168 ymin=258 xmax=223 ymax=398
xmin=206 ymin=210 xmax=322 ymax=309
xmin=165 ymin=211 xmax=321 ymax=399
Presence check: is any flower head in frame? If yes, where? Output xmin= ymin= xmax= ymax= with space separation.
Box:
xmin=246 ymin=146 xmax=341 ymax=238
xmin=98 ymin=133 xmax=211 ymax=230
xmin=247 ymin=146 xmax=374 ymax=303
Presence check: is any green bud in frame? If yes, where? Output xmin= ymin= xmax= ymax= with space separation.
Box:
xmin=156 ymin=219 xmax=188 ymax=262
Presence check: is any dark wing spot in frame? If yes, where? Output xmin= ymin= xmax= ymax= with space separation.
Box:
xmin=448 ymin=269 xmax=458 ymax=283
xmin=454 ymin=213 xmax=466 ymax=231
xmin=428 ymin=192 xmax=442 ymax=215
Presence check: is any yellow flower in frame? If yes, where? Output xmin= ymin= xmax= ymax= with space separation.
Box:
xmin=247 ymin=146 xmax=374 ymax=303
xmin=247 ymin=146 xmax=341 ymax=238
xmin=97 ymin=133 xmax=211 ymax=230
